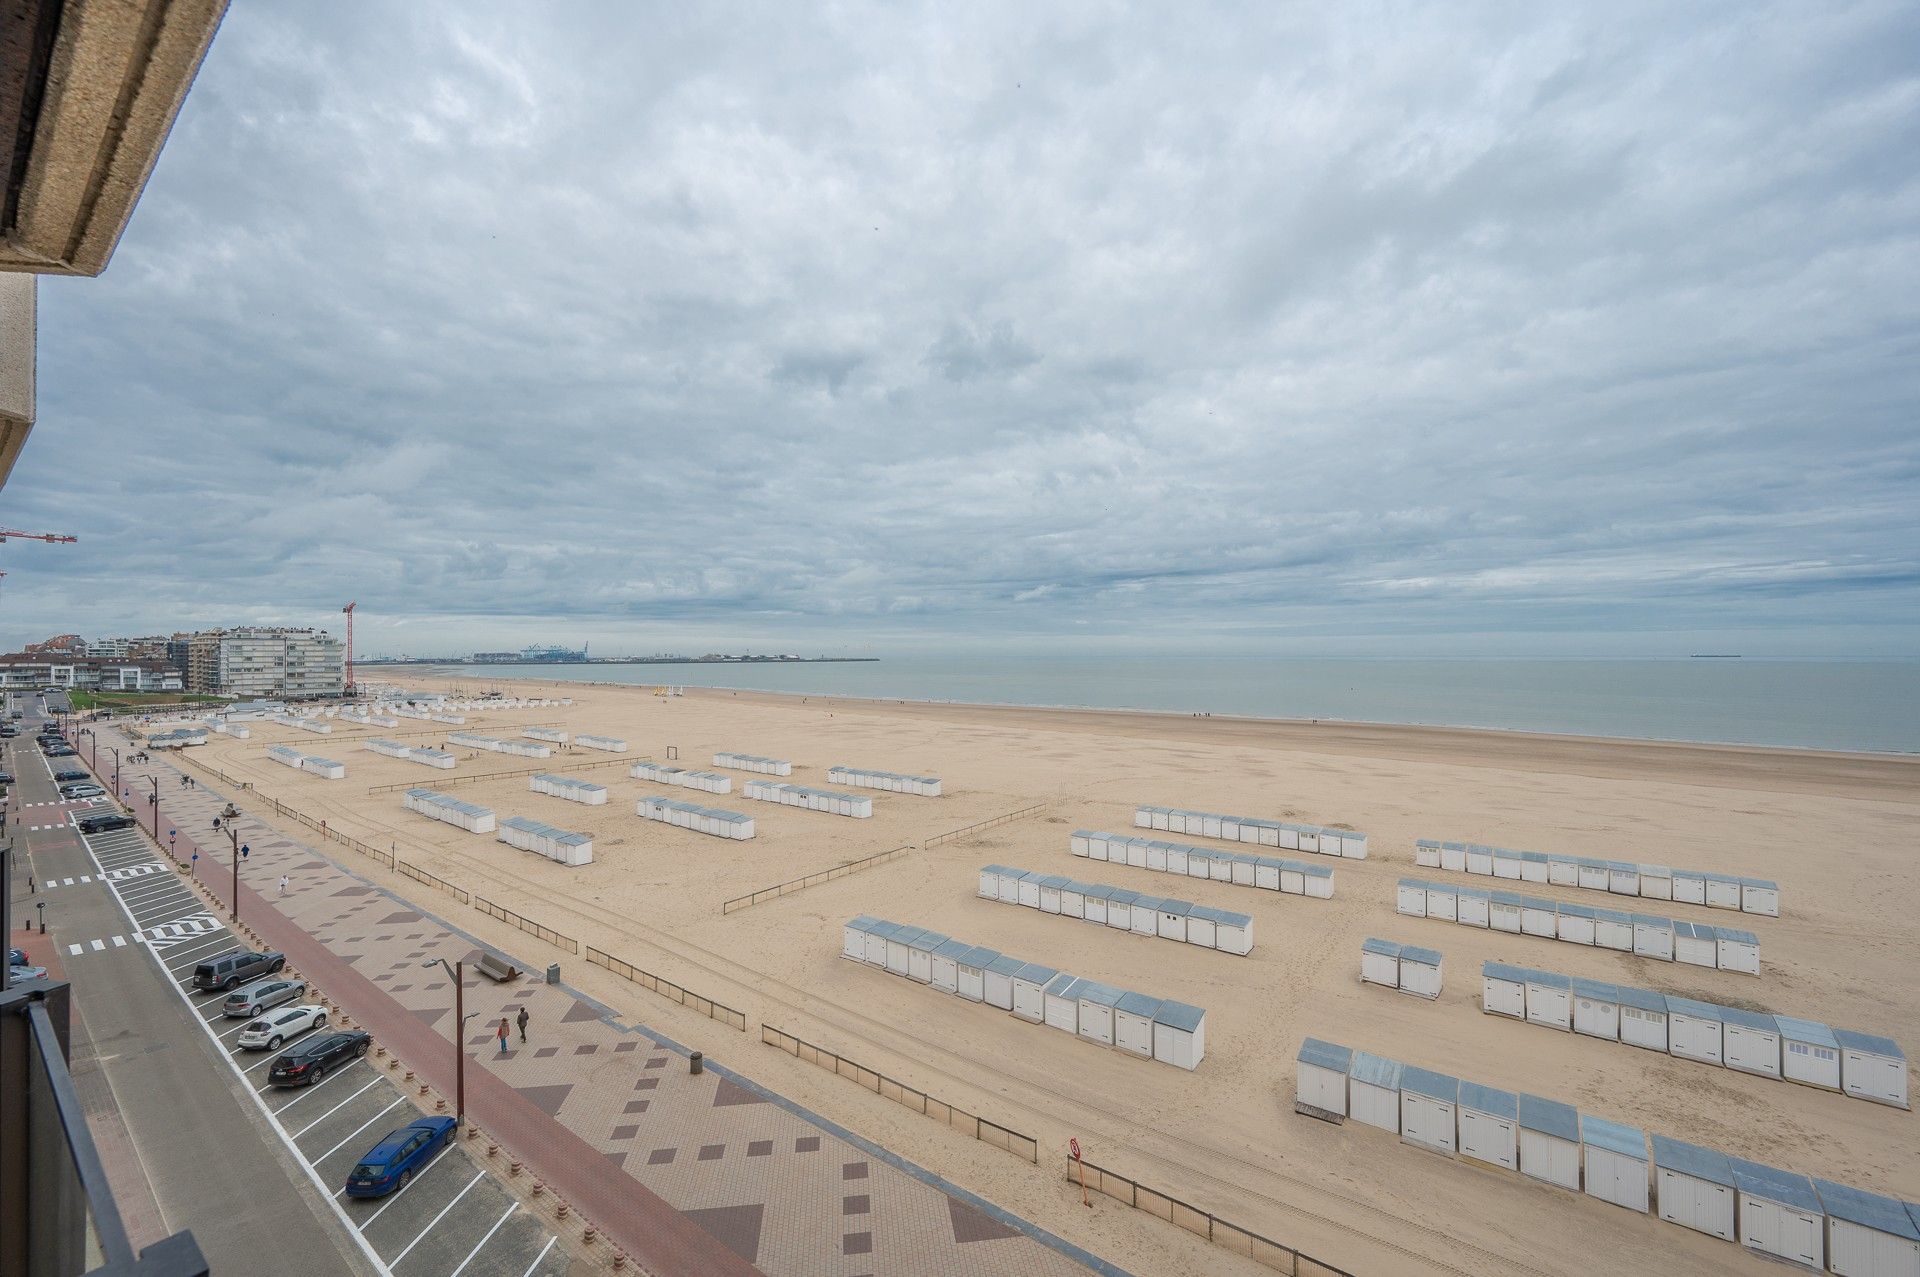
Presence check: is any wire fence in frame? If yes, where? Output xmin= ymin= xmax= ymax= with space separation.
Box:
xmin=473 ymin=897 xmax=578 ymax=953
xmin=924 ymin=803 xmax=1047 ymax=847
xmin=721 ymin=845 xmax=912 ymax=914
xmin=585 ymin=946 xmax=747 ymax=1032
xmin=1064 ymin=1157 xmax=1353 ymax=1276
xmin=396 ymin=860 xmax=470 ymax=905
xmin=761 ymin=1024 xmax=1039 ymax=1164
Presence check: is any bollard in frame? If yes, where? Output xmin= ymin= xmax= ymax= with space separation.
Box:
xmin=435 ymin=1098 xmax=446 ymax=1113
xmin=690 ymin=1051 xmax=703 ymax=1075
xmin=531 ymin=1181 xmax=545 ymax=1197
xmin=583 ymin=1228 xmax=596 ymax=1246
xmin=510 ymin=1161 xmax=522 ymax=1177
xmin=404 ymin=1070 xmax=414 ymax=1082
xmin=556 ymin=1203 xmax=569 ymax=1221
xmin=612 ymin=1255 xmax=626 ymax=1271
xmin=487 ymin=1143 xmax=499 ymax=1157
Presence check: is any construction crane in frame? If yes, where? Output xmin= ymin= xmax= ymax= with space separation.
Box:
xmin=0 ymin=528 xmax=77 ymax=544
xmin=341 ymin=602 xmax=357 ymax=696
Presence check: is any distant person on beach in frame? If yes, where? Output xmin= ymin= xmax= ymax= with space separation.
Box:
xmin=516 ymin=1005 xmax=529 ymax=1042
xmin=279 ymin=874 xmax=289 ymax=895
xmin=496 ymin=1018 xmax=510 ymax=1055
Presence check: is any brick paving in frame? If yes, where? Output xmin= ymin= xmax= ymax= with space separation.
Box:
xmin=110 ymin=729 xmax=1119 ymax=1277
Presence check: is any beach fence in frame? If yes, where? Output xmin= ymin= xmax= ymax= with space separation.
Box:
xmin=1065 ymin=1156 xmax=1353 ymax=1276
xmin=366 ymin=755 xmax=638 ymax=794
xmin=721 ymin=844 xmax=913 ymax=914
xmin=760 ymin=1023 xmax=1038 ymax=1163
xmin=474 ymin=896 xmax=578 ymax=953
xmin=586 ymin=946 xmax=747 ymax=1032
xmin=925 ymin=803 xmax=1046 ymax=847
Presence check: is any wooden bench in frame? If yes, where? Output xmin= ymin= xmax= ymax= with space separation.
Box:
xmin=474 ymin=951 xmax=520 ymax=982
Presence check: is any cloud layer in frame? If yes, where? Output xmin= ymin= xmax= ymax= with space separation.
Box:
xmin=7 ymin=1 xmax=1918 ymax=655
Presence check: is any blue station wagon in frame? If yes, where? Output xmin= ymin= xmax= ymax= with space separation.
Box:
xmin=344 ymin=1116 xmax=457 ymax=1198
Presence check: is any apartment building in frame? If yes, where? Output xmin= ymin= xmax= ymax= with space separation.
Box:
xmin=185 ymin=627 xmax=345 ymax=697
xmin=0 ymin=655 xmax=182 ymax=692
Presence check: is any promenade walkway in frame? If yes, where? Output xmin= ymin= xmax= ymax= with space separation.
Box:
xmin=107 ymin=728 xmax=1119 ymax=1277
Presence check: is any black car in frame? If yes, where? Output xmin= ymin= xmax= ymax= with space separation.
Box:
xmin=45 ymin=747 xmax=75 ymax=758
xmin=77 ymin=813 xmax=136 ymax=834
xmin=191 ymin=948 xmax=286 ymax=993
xmin=267 ymin=1029 xmax=371 ymax=1087
xmin=54 ymin=769 xmax=89 ymax=782
xmin=0 ymin=772 xmax=13 ymax=784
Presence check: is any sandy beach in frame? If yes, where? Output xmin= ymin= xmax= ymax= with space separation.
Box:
xmin=177 ymin=677 xmax=1920 ymax=1276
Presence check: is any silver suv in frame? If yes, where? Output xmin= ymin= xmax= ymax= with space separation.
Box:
xmin=223 ymin=975 xmax=307 ymax=1018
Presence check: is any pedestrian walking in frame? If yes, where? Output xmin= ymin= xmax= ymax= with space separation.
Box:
xmin=212 ymin=816 xmax=220 ymax=831
xmin=278 ymin=873 xmax=289 ymax=895
xmin=496 ymin=1018 xmax=510 ymax=1055
xmin=516 ymin=1005 xmax=529 ymax=1042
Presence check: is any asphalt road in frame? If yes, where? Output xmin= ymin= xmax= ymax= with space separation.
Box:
xmin=7 ymin=692 xmax=566 ymax=1277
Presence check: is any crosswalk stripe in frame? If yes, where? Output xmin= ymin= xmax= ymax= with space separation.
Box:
xmin=90 ymin=939 xmax=104 ymax=952
xmin=111 ymin=936 xmax=127 ymax=947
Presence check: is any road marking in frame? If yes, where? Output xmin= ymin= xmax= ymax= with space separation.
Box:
xmin=312 ymin=1094 xmax=408 ymax=1159
xmin=90 ymin=939 xmax=104 ymax=952
xmin=519 ymin=1236 xmax=558 ymax=1277
xmin=270 ymin=1060 xmax=363 ymax=1110
xmin=450 ymin=1203 xmax=518 ymax=1277
xmin=387 ymin=1170 xmax=485 ymax=1267
xmin=298 ymin=1080 xmax=390 ymax=1139
xmin=361 ymin=1149 xmax=448 ymax=1226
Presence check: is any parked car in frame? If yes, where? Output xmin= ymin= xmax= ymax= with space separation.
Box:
xmin=77 ymin=813 xmax=136 ymax=834
xmin=191 ymin=948 xmax=285 ymax=993
xmin=236 ymin=1004 xmax=327 ymax=1050
xmin=0 ymin=772 xmax=13 ymax=784
xmin=54 ymin=769 xmax=89 ymax=782
xmin=222 ymin=976 xmax=306 ymax=1018
xmin=267 ymin=1029 xmax=371 ymax=1086
xmin=45 ymin=747 xmax=75 ymax=758
xmin=344 ymin=1118 xmax=457 ymax=1198
xmin=8 ymin=946 xmax=28 ymax=967
xmin=59 ymin=784 xmax=103 ymax=799
xmin=8 ymin=962 xmax=49 ymax=982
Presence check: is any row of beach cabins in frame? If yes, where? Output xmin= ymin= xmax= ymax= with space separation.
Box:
xmin=1295 ymin=1038 xmax=1920 ymax=1274
xmin=1415 ymin=838 xmax=1779 ymax=915
xmin=977 ymin=865 xmax=1255 ymax=955
xmin=1397 ymin=877 xmax=1760 ymax=974
xmin=842 ymin=916 xmax=1207 ymax=1070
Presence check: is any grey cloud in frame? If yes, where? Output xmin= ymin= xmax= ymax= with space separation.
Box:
xmin=1 ymin=0 xmax=1914 ymax=657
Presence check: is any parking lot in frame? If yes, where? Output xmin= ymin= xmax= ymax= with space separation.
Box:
xmin=71 ymin=818 xmax=570 ymax=1277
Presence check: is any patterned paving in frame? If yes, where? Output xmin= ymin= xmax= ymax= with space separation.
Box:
xmin=116 ymin=730 xmax=1118 ymax=1277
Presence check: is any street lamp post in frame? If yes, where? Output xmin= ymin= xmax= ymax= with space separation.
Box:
xmin=424 ymin=958 xmax=470 ymax=1124
xmin=77 ymin=727 xmax=94 ymax=771
xmin=107 ymin=746 xmax=121 ymax=797
xmin=225 ymin=826 xmax=248 ymax=923
xmin=142 ymin=775 xmax=159 ymax=839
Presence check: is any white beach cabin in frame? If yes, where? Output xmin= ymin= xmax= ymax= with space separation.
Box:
xmin=1673 ymin=920 xmax=1719 ymax=969
xmin=1456 ymin=886 xmax=1490 ymax=928
xmin=1572 ymin=978 xmax=1620 ymax=1041
xmin=1525 ymin=971 xmax=1572 ymax=1031
xmin=1581 ymin=1115 xmax=1649 ymax=1213
xmin=1835 ymin=1029 xmax=1909 ymax=1108
xmin=1638 ymin=864 xmax=1674 ymax=900
xmin=1631 ymin=914 xmax=1675 ymax=961
xmin=1482 ymin=962 xmax=1526 ymax=1019
xmin=1720 ymin=1007 xmax=1782 ymax=1080
xmin=1813 ymin=1179 xmax=1920 ymax=1277
xmin=1295 ymin=1037 xmax=1351 ymax=1121
xmin=1520 ymin=897 xmax=1558 ymax=938
xmin=1729 ymin=1158 xmax=1825 ymax=1271
xmin=1489 ymin=891 xmax=1524 ymax=933
xmin=984 ymin=954 xmax=1024 ymax=1011
xmin=1113 ymin=992 xmax=1159 ymax=1059
xmin=1592 ymin=908 xmax=1634 ymax=952
xmin=1617 ymin=986 xmax=1670 ymax=1053
xmin=1361 ymin=938 xmax=1401 ymax=989
xmin=930 ymin=938 xmax=969 ymax=993
xmin=1652 ymin=1135 xmax=1736 ymax=1242
xmin=1715 ymin=926 xmax=1761 ymax=975
xmin=1457 ymin=1081 xmax=1518 ymax=1171
xmin=1010 ymin=963 xmax=1057 ymax=1022
xmin=1395 ymin=878 xmax=1427 ymax=918
xmin=956 ymin=946 xmax=996 ymax=1002
xmin=1075 ymin=981 xmax=1123 ymax=1046
xmin=1740 ymin=877 xmax=1780 ymax=917
xmin=1398 ymin=946 xmax=1443 ymax=1000
xmin=1667 ymin=998 xmax=1726 ymax=1066
xmin=1518 ymin=1094 xmax=1582 ymax=1192
xmin=1348 ymin=1052 xmax=1403 ymax=1134
xmin=1042 ymin=974 xmax=1081 ymax=1036
xmin=1778 ymin=1017 xmax=1842 ymax=1091
xmin=1398 ymin=1067 xmax=1458 ymax=1155
xmin=1151 ymin=1001 xmax=1207 ymax=1071
xmin=842 ymin=916 xmax=877 ymax=961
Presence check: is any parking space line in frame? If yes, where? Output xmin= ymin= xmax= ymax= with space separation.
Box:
xmin=449 ymin=1203 xmax=518 ymax=1277
xmin=519 ymin=1236 xmax=557 ymax=1277
xmin=72 ymin=824 xmax=392 ymax=1276
xmin=308 ymin=1091 xmax=404 ymax=1150
xmin=270 ymin=1062 xmax=362 ymax=1110
xmin=165 ymin=936 xmax=238 ymax=971
xmin=387 ymin=1171 xmax=485 ymax=1267
xmin=361 ymin=1150 xmax=449 ymax=1226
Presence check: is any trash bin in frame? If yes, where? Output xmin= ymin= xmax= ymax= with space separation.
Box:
xmin=690 ymin=1051 xmax=703 ymax=1076
xmin=545 ymin=963 xmax=560 ymax=985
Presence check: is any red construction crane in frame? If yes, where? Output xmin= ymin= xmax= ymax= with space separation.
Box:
xmin=0 ymin=528 xmax=77 ymax=543
xmin=342 ymin=601 xmax=356 ymax=696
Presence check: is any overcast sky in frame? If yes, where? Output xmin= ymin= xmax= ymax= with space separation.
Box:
xmin=6 ymin=2 xmax=1917 ymax=657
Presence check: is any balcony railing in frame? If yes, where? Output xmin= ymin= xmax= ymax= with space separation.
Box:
xmin=1 ymin=978 xmax=209 ymax=1275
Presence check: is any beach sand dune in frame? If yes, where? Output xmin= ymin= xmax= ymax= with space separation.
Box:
xmin=187 ymin=678 xmax=1920 ymax=1276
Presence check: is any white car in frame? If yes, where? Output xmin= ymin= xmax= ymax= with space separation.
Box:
xmin=60 ymin=784 xmax=104 ymax=799
xmin=236 ymin=1004 xmax=328 ymax=1051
